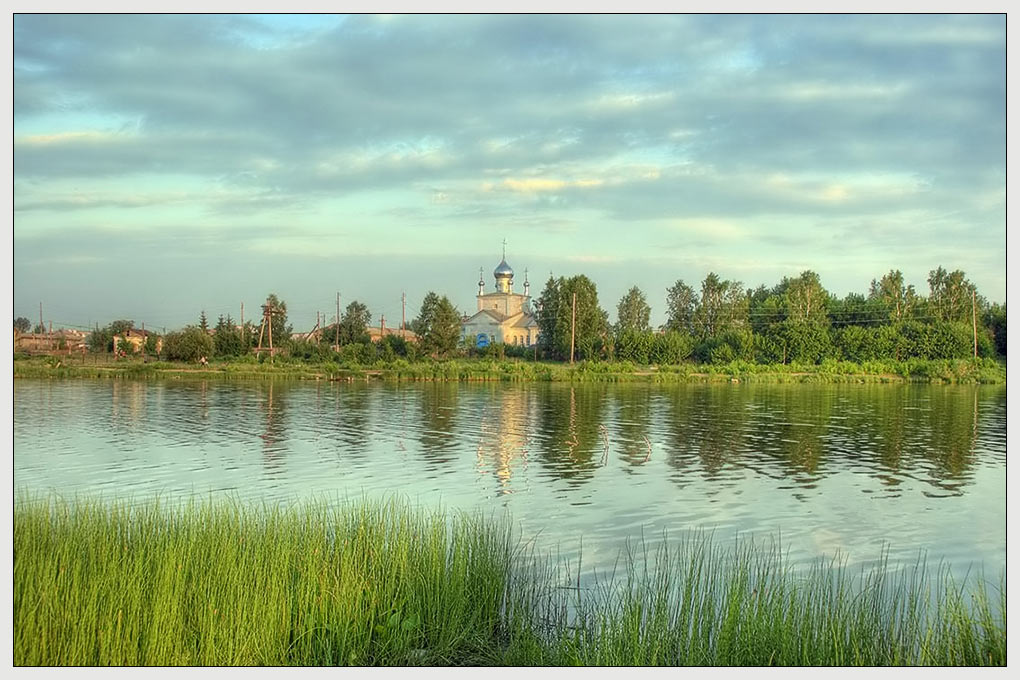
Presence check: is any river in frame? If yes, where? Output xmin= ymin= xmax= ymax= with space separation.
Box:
xmin=13 ymin=379 xmax=1006 ymax=583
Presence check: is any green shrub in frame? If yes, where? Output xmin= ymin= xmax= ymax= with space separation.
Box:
xmin=162 ymin=327 xmax=214 ymax=362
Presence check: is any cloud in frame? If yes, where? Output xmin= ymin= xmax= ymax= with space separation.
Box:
xmin=566 ymin=254 xmax=620 ymax=264
xmin=12 ymin=14 xmax=1006 ymax=327
xmin=492 ymin=177 xmax=604 ymax=193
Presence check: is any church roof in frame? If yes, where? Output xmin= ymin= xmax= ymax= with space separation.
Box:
xmin=464 ymin=308 xmax=507 ymax=323
xmin=477 ymin=290 xmax=527 ymax=299
xmin=494 ymin=258 xmax=513 ymax=278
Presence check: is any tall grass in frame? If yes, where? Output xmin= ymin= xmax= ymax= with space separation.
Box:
xmin=14 ymin=355 xmax=1005 ymax=384
xmin=14 ymin=497 xmax=1005 ymax=666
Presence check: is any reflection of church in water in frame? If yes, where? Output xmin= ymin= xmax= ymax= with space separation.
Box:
xmin=475 ymin=388 xmax=537 ymax=496
xmin=460 ymin=248 xmax=540 ymax=347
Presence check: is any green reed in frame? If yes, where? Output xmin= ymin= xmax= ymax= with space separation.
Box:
xmin=15 ymin=354 xmax=1005 ymax=384
xmin=14 ymin=496 xmax=1005 ymax=666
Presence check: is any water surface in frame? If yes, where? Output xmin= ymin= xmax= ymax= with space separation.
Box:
xmin=14 ymin=380 xmax=1006 ymax=581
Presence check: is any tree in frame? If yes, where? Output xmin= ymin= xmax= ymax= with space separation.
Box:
xmin=258 ymin=294 xmax=291 ymax=345
xmin=928 ymin=267 xmax=975 ymax=323
xmin=777 ymin=320 xmax=832 ymax=364
xmin=14 ymin=317 xmax=30 ymax=333
xmin=650 ymin=331 xmax=695 ymax=364
xmin=536 ymin=274 xmax=608 ymax=361
xmin=430 ymin=297 xmax=463 ymax=357
xmin=829 ymin=292 xmax=885 ymax=328
xmin=109 ymin=320 xmax=134 ymax=336
xmin=414 ymin=292 xmax=461 ymax=357
xmin=983 ymin=303 xmax=1006 ymax=357
xmin=664 ymin=280 xmax=697 ymax=333
xmin=199 ymin=310 xmax=208 ymax=333
xmin=163 ymin=326 xmax=214 ymax=362
xmin=784 ymin=270 xmax=830 ymax=326
xmin=213 ymin=315 xmax=243 ymax=357
xmin=88 ymin=326 xmax=114 ymax=353
xmin=694 ymin=272 xmax=748 ymax=339
xmin=411 ymin=292 xmax=441 ymax=338
xmin=32 ymin=323 xmax=46 ymax=334
xmin=339 ymin=301 xmax=372 ymax=345
xmin=869 ymin=270 xmax=917 ymax=323
xmin=616 ymin=286 xmax=651 ymax=334
xmin=616 ymin=329 xmax=653 ymax=364
xmin=536 ymin=277 xmax=561 ymax=356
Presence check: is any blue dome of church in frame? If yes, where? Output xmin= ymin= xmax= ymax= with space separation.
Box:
xmin=494 ymin=259 xmax=513 ymax=278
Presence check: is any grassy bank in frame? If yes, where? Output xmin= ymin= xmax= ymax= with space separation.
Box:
xmin=14 ymin=497 xmax=1006 ymax=666
xmin=12 ymin=354 xmax=1006 ymax=384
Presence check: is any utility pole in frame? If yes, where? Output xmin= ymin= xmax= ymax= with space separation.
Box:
xmin=336 ymin=292 xmax=341 ymax=349
xmin=570 ymin=291 xmax=576 ymax=365
xmin=973 ymin=289 xmax=978 ymax=358
xmin=240 ymin=302 xmax=245 ymax=347
xmin=39 ymin=302 xmax=43 ymax=333
xmin=402 ymin=292 xmax=406 ymax=332
xmin=256 ymin=299 xmax=275 ymax=363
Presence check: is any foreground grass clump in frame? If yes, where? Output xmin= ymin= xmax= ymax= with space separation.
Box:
xmin=14 ymin=497 xmax=527 ymax=666
xmin=14 ymin=497 xmax=1006 ymax=666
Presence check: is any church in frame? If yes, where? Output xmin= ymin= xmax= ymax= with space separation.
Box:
xmin=461 ymin=250 xmax=541 ymax=348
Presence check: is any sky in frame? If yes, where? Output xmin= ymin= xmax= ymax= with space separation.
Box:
xmin=11 ymin=13 xmax=1007 ymax=333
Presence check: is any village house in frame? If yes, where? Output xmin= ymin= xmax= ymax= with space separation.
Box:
xmin=367 ymin=325 xmax=418 ymax=343
xmin=294 ymin=324 xmax=418 ymax=347
xmin=14 ymin=328 xmax=88 ymax=355
xmin=113 ymin=328 xmax=162 ymax=355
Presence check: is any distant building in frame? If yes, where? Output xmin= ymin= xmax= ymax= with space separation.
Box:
xmin=14 ymin=328 xmax=87 ymax=355
xmin=461 ymin=251 xmax=540 ymax=347
xmin=367 ymin=326 xmax=418 ymax=343
xmin=113 ymin=328 xmax=162 ymax=354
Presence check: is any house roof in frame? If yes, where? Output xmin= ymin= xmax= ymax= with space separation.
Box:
xmin=367 ymin=327 xmax=419 ymax=342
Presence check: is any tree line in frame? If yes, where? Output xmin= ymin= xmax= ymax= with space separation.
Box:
xmin=536 ymin=266 xmax=1005 ymax=364
xmin=73 ymin=292 xmax=467 ymax=363
xmin=50 ymin=264 xmax=1005 ymax=365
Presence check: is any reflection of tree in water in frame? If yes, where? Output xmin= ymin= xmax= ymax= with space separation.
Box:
xmin=259 ymin=381 xmax=288 ymax=470
xmin=831 ymin=385 xmax=983 ymax=495
xmin=919 ymin=387 xmax=982 ymax=494
xmin=475 ymin=385 xmax=535 ymax=495
xmin=418 ymin=382 xmax=459 ymax=465
xmin=611 ymin=386 xmax=654 ymax=472
xmin=316 ymin=382 xmax=373 ymax=463
xmin=533 ymin=385 xmax=606 ymax=484
xmin=832 ymin=386 xmax=913 ymax=491
xmin=153 ymin=381 xmax=214 ymax=445
xmin=662 ymin=386 xmax=748 ymax=487
xmin=753 ymin=386 xmax=831 ymax=485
